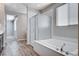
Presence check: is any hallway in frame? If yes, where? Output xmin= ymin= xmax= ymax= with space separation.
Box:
xmin=1 ymin=37 xmax=39 ymax=56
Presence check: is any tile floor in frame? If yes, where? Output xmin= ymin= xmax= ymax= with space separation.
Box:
xmin=1 ymin=36 xmax=39 ymax=56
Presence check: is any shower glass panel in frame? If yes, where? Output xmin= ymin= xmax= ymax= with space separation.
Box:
xmin=30 ymin=14 xmax=51 ymax=42
xmin=29 ymin=16 xmax=36 ymax=43
xmin=37 ymin=14 xmax=51 ymax=40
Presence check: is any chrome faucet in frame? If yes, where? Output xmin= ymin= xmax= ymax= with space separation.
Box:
xmin=60 ymin=43 xmax=66 ymax=52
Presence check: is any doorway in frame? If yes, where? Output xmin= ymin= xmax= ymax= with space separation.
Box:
xmin=6 ymin=14 xmax=17 ymax=43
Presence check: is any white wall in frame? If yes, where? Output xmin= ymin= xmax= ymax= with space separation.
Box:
xmin=16 ymin=14 xmax=27 ymax=40
xmin=0 ymin=3 xmax=5 ymax=31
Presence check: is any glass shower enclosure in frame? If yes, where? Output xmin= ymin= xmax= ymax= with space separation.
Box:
xmin=29 ymin=14 xmax=51 ymax=44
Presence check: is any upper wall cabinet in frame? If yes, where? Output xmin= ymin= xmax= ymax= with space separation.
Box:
xmin=56 ymin=4 xmax=78 ymax=26
xmin=69 ymin=4 xmax=78 ymax=25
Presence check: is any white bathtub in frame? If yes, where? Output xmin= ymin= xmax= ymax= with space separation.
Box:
xmin=32 ymin=39 xmax=78 ymax=56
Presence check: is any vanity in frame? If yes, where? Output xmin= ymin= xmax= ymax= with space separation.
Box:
xmin=0 ymin=30 xmax=4 ymax=55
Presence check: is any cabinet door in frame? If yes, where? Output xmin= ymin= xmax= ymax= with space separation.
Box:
xmin=0 ymin=35 xmax=2 ymax=50
xmin=56 ymin=4 xmax=69 ymax=26
xmin=69 ymin=3 xmax=78 ymax=25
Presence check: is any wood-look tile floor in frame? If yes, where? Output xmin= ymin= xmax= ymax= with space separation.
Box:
xmin=1 ymin=39 xmax=39 ymax=56
xmin=18 ymin=40 xmax=39 ymax=56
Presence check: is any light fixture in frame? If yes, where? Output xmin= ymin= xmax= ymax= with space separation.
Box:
xmin=7 ymin=14 xmax=15 ymax=21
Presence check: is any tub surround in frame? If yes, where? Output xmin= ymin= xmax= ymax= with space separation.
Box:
xmin=52 ymin=36 xmax=78 ymax=43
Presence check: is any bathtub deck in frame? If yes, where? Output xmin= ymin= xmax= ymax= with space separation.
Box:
xmin=33 ymin=39 xmax=78 ymax=56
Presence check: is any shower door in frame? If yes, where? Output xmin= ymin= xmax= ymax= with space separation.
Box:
xmin=36 ymin=14 xmax=51 ymax=40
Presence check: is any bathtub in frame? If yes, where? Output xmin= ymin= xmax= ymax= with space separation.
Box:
xmin=31 ymin=39 xmax=78 ymax=56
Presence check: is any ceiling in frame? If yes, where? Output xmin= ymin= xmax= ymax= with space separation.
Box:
xmin=24 ymin=3 xmax=51 ymax=10
xmin=5 ymin=3 xmax=52 ymax=16
xmin=5 ymin=3 xmax=51 ymax=11
xmin=5 ymin=3 xmax=27 ymax=15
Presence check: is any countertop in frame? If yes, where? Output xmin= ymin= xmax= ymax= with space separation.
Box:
xmin=0 ymin=30 xmax=3 ymax=34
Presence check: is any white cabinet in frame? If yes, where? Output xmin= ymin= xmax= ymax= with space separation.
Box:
xmin=56 ymin=4 xmax=78 ymax=26
xmin=56 ymin=4 xmax=69 ymax=26
xmin=69 ymin=4 xmax=78 ymax=25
